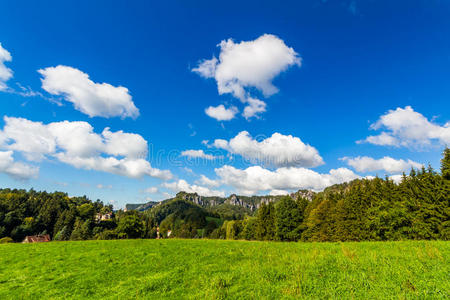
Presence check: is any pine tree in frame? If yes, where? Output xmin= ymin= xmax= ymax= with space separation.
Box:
xmin=438 ymin=147 xmax=450 ymax=239
xmin=256 ymin=202 xmax=276 ymax=240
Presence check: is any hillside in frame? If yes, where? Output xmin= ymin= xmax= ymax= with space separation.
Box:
xmin=0 ymin=239 xmax=448 ymax=299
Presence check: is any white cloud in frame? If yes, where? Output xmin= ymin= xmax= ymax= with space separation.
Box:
xmin=181 ymin=149 xmax=220 ymax=160
xmin=38 ymin=65 xmax=139 ymax=119
xmin=0 ymin=43 xmax=13 ymax=91
xmin=193 ymin=34 xmax=301 ymax=99
xmin=196 ymin=174 xmax=221 ymax=187
xmin=101 ymin=128 xmax=148 ymax=158
xmin=242 ymin=97 xmax=267 ymax=119
xmin=205 ymin=104 xmax=238 ymax=121
xmin=0 ymin=117 xmax=56 ymax=161
xmin=214 ymin=165 xmax=360 ymax=195
xmin=389 ymin=174 xmax=404 ymax=184
xmin=341 ymin=156 xmax=423 ymax=174
xmin=359 ymin=106 xmax=450 ymax=148
xmin=0 ymin=117 xmax=171 ymax=180
xmin=162 ymin=179 xmax=225 ymax=197
xmin=193 ymin=57 xmax=217 ymax=78
xmin=212 ymin=131 xmax=323 ymax=168
xmin=144 ymin=187 xmax=159 ymax=194
xmin=358 ymin=132 xmax=398 ymax=146
xmin=0 ymin=151 xmax=38 ymax=180
xmin=193 ymin=34 xmax=300 ymax=120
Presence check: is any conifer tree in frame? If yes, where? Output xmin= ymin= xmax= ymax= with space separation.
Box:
xmin=256 ymin=202 xmax=276 ymax=240
xmin=275 ymin=196 xmax=302 ymax=241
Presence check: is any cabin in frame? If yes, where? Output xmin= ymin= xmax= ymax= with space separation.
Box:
xmin=22 ymin=234 xmax=51 ymax=243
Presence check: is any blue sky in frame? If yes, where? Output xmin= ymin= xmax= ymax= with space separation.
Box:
xmin=0 ymin=0 xmax=449 ymax=208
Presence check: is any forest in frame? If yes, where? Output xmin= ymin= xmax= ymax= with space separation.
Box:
xmin=0 ymin=148 xmax=448 ymax=243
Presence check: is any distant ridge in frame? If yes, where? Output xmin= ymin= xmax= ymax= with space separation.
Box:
xmin=124 ymin=201 xmax=159 ymax=212
xmin=125 ymin=189 xmax=315 ymax=212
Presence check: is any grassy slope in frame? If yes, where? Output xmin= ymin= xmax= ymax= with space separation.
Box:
xmin=0 ymin=240 xmax=448 ymax=299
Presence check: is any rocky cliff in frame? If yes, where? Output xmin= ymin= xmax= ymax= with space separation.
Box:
xmin=126 ymin=190 xmax=315 ymax=212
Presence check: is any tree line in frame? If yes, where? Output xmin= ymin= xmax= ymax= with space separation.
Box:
xmin=0 ymin=189 xmax=157 ymax=242
xmin=0 ymin=148 xmax=448 ymax=243
xmin=214 ymin=148 xmax=449 ymax=241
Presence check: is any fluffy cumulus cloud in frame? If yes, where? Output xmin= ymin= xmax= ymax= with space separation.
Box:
xmin=341 ymin=156 xmax=423 ymax=174
xmin=213 ymin=165 xmax=360 ymax=195
xmin=242 ymin=97 xmax=267 ymax=119
xmin=162 ymin=179 xmax=225 ymax=197
xmin=181 ymin=149 xmax=219 ymax=160
xmin=0 ymin=117 xmax=171 ymax=180
xmin=193 ymin=34 xmax=300 ymax=120
xmin=0 ymin=43 xmax=13 ymax=91
xmin=358 ymin=106 xmax=450 ymax=148
xmin=38 ymin=65 xmax=139 ymax=119
xmin=193 ymin=34 xmax=301 ymax=99
xmin=0 ymin=151 xmax=38 ymax=180
xmin=204 ymin=104 xmax=238 ymax=121
xmin=212 ymin=131 xmax=323 ymax=168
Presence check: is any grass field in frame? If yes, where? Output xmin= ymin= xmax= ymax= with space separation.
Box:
xmin=0 ymin=240 xmax=448 ymax=299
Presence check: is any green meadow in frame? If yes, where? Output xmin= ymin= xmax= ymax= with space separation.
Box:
xmin=0 ymin=240 xmax=448 ymax=299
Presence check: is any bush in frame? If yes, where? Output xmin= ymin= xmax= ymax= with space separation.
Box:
xmin=0 ymin=237 xmax=13 ymax=244
xmin=95 ymin=229 xmax=118 ymax=240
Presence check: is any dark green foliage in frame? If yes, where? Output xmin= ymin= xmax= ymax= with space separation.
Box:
xmin=275 ymin=196 xmax=303 ymax=241
xmin=300 ymin=159 xmax=449 ymax=242
xmin=240 ymin=217 xmax=257 ymax=240
xmin=116 ymin=215 xmax=144 ymax=239
xmin=95 ymin=229 xmax=119 ymax=240
xmin=0 ymin=189 xmax=112 ymax=242
xmin=256 ymin=202 xmax=276 ymax=240
xmin=224 ymin=220 xmax=243 ymax=240
xmin=204 ymin=220 xmax=218 ymax=236
xmin=70 ymin=219 xmax=92 ymax=240
xmin=208 ymin=204 xmax=251 ymax=220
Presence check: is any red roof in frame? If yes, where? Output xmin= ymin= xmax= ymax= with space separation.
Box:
xmin=23 ymin=234 xmax=51 ymax=243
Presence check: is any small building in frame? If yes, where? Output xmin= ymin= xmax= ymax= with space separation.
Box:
xmin=22 ymin=234 xmax=51 ymax=243
xmin=96 ymin=212 xmax=112 ymax=221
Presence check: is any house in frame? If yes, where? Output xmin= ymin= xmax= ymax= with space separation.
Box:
xmin=96 ymin=212 xmax=112 ymax=221
xmin=22 ymin=234 xmax=51 ymax=243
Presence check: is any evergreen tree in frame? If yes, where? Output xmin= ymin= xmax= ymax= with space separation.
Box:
xmin=275 ymin=196 xmax=302 ymax=241
xmin=256 ymin=202 xmax=276 ymax=240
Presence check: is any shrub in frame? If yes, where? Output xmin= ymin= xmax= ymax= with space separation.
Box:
xmin=0 ymin=237 xmax=13 ymax=244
